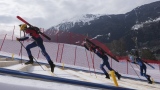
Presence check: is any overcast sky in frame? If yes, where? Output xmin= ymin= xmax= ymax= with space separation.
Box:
xmin=0 ymin=0 xmax=159 ymax=29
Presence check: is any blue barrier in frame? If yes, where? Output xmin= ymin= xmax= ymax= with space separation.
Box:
xmin=0 ymin=68 xmax=134 ymax=90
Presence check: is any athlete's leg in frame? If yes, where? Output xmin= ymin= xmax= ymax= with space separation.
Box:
xmin=26 ymin=42 xmax=37 ymax=56
xmin=104 ymin=57 xmax=121 ymax=80
xmin=25 ymin=42 xmax=37 ymax=64
xmin=37 ymin=41 xmax=55 ymax=72
xmin=100 ymin=60 xmax=109 ymax=79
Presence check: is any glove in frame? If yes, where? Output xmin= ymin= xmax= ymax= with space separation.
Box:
xmin=16 ymin=37 xmax=20 ymax=41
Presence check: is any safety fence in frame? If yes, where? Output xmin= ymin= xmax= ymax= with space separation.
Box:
xmin=0 ymin=25 xmax=160 ymax=82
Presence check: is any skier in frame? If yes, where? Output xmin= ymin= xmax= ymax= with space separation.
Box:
xmin=16 ymin=24 xmax=55 ymax=72
xmin=128 ymin=52 xmax=136 ymax=63
xmin=83 ymin=40 xmax=121 ymax=80
xmin=129 ymin=50 xmax=152 ymax=84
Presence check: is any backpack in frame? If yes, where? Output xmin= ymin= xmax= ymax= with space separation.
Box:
xmin=29 ymin=26 xmax=41 ymax=34
xmin=28 ymin=26 xmax=51 ymax=40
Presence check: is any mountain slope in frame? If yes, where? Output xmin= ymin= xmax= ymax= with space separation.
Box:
xmin=45 ymin=1 xmax=160 ymax=51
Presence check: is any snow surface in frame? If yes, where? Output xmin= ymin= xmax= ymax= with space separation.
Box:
xmin=48 ymin=14 xmax=104 ymax=31
xmin=0 ymin=75 xmax=98 ymax=90
xmin=0 ymin=51 xmax=160 ymax=90
xmin=0 ymin=52 xmax=99 ymax=90
xmin=132 ymin=16 xmax=160 ymax=30
xmin=0 ymin=40 xmax=160 ymax=90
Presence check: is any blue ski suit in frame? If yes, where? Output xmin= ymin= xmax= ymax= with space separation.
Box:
xmin=91 ymin=47 xmax=113 ymax=74
xmin=84 ymin=44 xmax=113 ymax=74
xmin=136 ymin=58 xmax=149 ymax=78
xmin=84 ymin=43 xmax=121 ymax=79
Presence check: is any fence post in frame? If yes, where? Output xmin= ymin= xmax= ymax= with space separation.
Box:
xmin=90 ymin=51 xmax=97 ymax=77
xmin=110 ymin=71 xmax=118 ymax=87
xmin=0 ymin=34 xmax=7 ymax=51
xmin=74 ymin=46 xmax=77 ymax=65
xmin=18 ymin=41 xmax=24 ymax=56
xmin=56 ymin=33 xmax=58 ymax=43
xmin=70 ymin=32 xmax=72 ymax=44
xmin=85 ymin=49 xmax=91 ymax=74
xmin=56 ymin=43 xmax=64 ymax=63
xmin=12 ymin=25 xmax=15 ymax=41
xmin=60 ymin=44 xmax=64 ymax=63
xmin=127 ymin=61 xmax=128 ymax=74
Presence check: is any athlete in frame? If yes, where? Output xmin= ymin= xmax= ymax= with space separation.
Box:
xmin=129 ymin=51 xmax=152 ymax=84
xmin=83 ymin=40 xmax=121 ymax=80
xmin=16 ymin=24 xmax=55 ymax=72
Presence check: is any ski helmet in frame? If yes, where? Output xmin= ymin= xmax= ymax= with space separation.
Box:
xmin=19 ymin=24 xmax=27 ymax=30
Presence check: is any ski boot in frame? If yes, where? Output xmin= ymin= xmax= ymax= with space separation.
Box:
xmin=115 ymin=71 xmax=121 ymax=80
xmin=146 ymin=75 xmax=152 ymax=84
xmin=105 ymin=73 xmax=110 ymax=79
xmin=25 ymin=56 xmax=34 ymax=65
xmin=49 ymin=60 xmax=55 ymax=73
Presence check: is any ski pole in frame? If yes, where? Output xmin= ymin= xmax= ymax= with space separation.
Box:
xmin=20 ymin=31 xmax=23 ymax=64
xmin=127 ymin=60 xmax=141 ymax=80
xmin=18 ymin=41 xmax=45 ymax=71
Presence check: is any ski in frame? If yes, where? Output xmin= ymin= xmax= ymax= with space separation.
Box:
xmin=17 ymin=16 xmax=51 ymax=40
xmin=85 ymin=38 xmax=119 ymax=62
xmin=128 ymin=58 xmax=155 ymax=69
xmin=143 ymin=61 xmax=155 ymax=69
